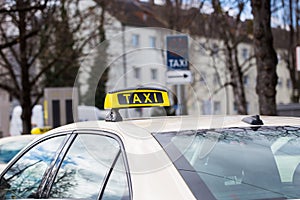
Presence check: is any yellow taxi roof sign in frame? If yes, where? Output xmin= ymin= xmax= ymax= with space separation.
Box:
xmin=31 ymin=126 xmax=52 ymax=135
xmin=104 ymin=88 xmax=170 ymax=109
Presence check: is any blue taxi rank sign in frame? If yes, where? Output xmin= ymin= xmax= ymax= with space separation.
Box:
xmin=166 ymin=35 xmax=189 ymax=70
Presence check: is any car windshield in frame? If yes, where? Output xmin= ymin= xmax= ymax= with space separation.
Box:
xmin=154 ymin=126 xmax=300 ymax=200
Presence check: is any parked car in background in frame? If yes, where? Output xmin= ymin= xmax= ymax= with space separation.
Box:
xmin=0 ymin=135 xmax=38 ymax=173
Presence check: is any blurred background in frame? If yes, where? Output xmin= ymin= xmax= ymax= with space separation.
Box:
xmin=0 ymin=0 xmax=300 ymax=136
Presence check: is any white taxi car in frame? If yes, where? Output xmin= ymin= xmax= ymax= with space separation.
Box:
xmin=1 ymin=88 xmax=300 ymax=200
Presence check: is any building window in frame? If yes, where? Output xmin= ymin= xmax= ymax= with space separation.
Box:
xmin=199 ymin=43 xmax=206 ymax=55
xmin=211 ymin=43 xmax=219 ymax=56
xmin=202 ymin=100 xmax=212 ymax=115
xmin=277 ymin=53 xmax=281 ymax=61
xmin=243 ymin=75 xmax=249 ymax=86
xmin=213 ymin=101 xmax=221 ymax=114
xmin=132 ymin=34 xmax=139 ymax=47
xmin=287 ymin=79 xmax=292 ymax=89
xmin=143 ymin=13 xmax=148 ymax=21
xmin=278 ymin=77 xmax=283 ymax=88
xmin=134 ymin=67 xmax=141 ymax=79
xmin=199 ymin=43 xmax=206 ymax=49
xmin=246 ymin=102 xmax=250 ymax=113
xmin=213 ymin=73 xmax=219 ymax=85
xmin=149 ymin=36 xmax=156 ymax=48
xmin=242 ymin=48 xmax=248 ymax=60
xmin=199 ymin=71 xmax=206 ymax=83
xmin=233 ymin=102 xmax=238 ymax=113
xmin=234 ymin=101 xmax=249 ymax=113
xmin=151 ymin=68 xmax=157 ymax=80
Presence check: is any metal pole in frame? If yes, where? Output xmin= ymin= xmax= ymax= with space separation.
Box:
xmin=298 ymin=71 xmax=300 ymax=103
xmin=176 ymin=84 xmax=182 ymax=115
xmin=122 ymin=24 xmax=127 ymax=88
xmin=122 ymin=24 xmax=128 ymax=117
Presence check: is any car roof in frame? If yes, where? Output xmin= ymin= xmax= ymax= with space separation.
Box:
xmin=40 ymin=114 xmax=300 ymax=176
xmin=46 ymin=115 xmax=300 ymax=136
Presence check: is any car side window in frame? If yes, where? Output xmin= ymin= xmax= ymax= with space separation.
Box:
xmin=49 ymin=133 xmax=130 ymax=200
xmin=0 ymin=135 xmax=66 ymax=199
xmin=0 ymin=140 xmax=31 ymax=163
xmin=101 ymin=154 xmax=130 ymax=200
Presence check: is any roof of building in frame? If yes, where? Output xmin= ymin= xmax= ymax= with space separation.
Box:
xmin=106 ymin=0 xmax=289 ymax=49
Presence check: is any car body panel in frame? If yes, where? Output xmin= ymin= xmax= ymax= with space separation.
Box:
xmin=1 ymin=115 xmax=300 ymax=199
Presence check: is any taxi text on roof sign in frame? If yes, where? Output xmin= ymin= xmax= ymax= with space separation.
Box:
xmin=104 ymin=88 xmax=170 ymax=109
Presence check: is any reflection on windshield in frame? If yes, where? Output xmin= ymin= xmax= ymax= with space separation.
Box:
xmin=0 ymin=136 xmax=65 ymax=199
xmin=0 ymin=139 xmax=33 ymax=164
xmin=155 ymin=126 xmax=300 ymax=200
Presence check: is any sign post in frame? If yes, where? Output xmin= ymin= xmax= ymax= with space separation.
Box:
xmin=166 ymin=35 xmax=192 ymax=115
xmin=296 ymin=46 xmax=300 ymax=72
xmin=296 ymin=46 xmax=300 ymax=102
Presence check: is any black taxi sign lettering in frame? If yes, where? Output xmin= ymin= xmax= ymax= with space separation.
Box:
xmin=118 ymin=92 xmax=163 ymax=104
xmin=104 ymin=88 xmax=170 ymax=109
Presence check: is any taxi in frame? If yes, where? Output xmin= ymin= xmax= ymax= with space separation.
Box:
xmin=1 ymin=88 xmax=300 ymax=200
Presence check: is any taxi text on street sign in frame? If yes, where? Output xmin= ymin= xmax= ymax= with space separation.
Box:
xmin=166 ymin=35 xmax=189 ymax=70
xmin=104 ymin=88 xmax=170 ymax=109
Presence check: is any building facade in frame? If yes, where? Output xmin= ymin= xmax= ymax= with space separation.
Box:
xmin=77 ymin=1 xmax=293 ymax=117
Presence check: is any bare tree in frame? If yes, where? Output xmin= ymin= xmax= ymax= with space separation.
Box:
xmin=0 ymin=0 xmax=97 ymax=134
xmin=210 ymin=0 xmax=252 ymax=115
xmin=274 ymin=0 xmax=300 ymax=103
xmin=0 ymin=0 xmax=57 ymax=134
xmin=251 ymin=0 xmax=278 ymax=115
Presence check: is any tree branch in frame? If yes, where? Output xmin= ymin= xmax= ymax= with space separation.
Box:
xmin=0 ymin=24 xmax=21 ymax=65
xmin=241 ymin=54 xmax=256 ymax=73
xmin=0 ymin=82 xmax=20 ymax=99
xmin=0 ymin=29 xmax=39 ymax=50
xmin=212 ymin=82 xmax=233 ymax=96
xmin=0 ymin=49 xmax=21 ymax=93
xmin=0 ymin=2 xmax=48 ymax=14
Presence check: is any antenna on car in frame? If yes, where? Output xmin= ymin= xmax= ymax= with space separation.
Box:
xmin=242 ymin=115 xmax=264 ymax=125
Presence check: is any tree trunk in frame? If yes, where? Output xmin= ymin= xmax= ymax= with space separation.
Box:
xmin=17 ymin=0 xmax=32 ymax=134
xmin=251 ymin=0 xmax=278 ymax=115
